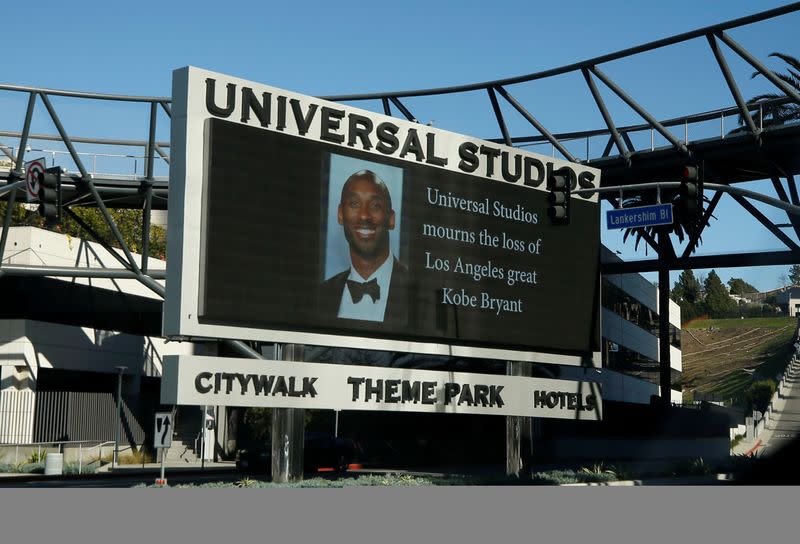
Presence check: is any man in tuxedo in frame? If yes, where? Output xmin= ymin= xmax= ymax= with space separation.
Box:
xmin=319 ymin=169 xmax=409 ymax=326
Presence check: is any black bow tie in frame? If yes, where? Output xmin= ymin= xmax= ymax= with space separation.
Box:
xmin=347 ymin=278 xmax=380 ymax=303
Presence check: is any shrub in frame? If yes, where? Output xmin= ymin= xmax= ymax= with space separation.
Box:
xmin=746 ymin=380 xmax=777 ymax=413
xmin=63 ymin=463 xmax=97 ymax=475
xmin=27 ymin=449 xmax=47 ymax=464
xmin=730 ymin=434 xmax=745 ymax=450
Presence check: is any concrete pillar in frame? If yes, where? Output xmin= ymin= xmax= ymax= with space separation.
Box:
xmin=506 ymin=361 xmax=533 ymax=478
xmin=271 ymin=344 xmax=305 ymax=482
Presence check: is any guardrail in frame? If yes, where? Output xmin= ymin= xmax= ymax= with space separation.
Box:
xmin=0 ymin=144 xmax=169 ymax=181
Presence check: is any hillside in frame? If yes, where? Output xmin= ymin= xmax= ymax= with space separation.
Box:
xmin=680 ymin=317 xmax=797 ymax=405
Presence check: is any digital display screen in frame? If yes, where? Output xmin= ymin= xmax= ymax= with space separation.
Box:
xmin=199 ymin=118 xmax=600 ymax=354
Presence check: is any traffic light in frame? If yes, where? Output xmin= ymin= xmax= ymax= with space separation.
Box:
xmin=548 ymin=167 xmax=570 ymax=225
xmin=679 ymin=165 xmax=703 ymax=232
xmin=37 ymin=167 xmax=62 ymax=222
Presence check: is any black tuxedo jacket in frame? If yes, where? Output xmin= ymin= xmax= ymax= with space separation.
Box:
xmin=318 ymin=258 xmax=410 ymax=327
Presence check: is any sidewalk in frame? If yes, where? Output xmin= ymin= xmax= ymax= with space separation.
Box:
xmin=730 ymin=356 xmax=800 ymax=458
xmin=731 ymin=436 xmax=763 ymax=457
xmin=98 ymin=459 xmax=237 ymax=475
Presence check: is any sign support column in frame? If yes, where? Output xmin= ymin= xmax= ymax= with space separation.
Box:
xmin=271 ymin=343 xmax=305 ymax=483
xmin=506 ymin=361 xmax=533 ymax=478
xmin=153 ymin=411 xmax=173 ymax=486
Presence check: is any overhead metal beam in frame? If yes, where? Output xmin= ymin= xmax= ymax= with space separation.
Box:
xmin=491 ymin=96 xmax=792 ymax=147
xmin=12 ymin=93 xmax=37 ymax=176
xmin=389 ymin=97 xmax=416 ymax=122
xmin=786 ymin=174 xmax=799 ymax=206
xmin=0 ymin=182 xmax=19 ymax=275
xmin=730 ymin=193 xmax=800 ymax=251
xmin=770 ymin=175 xmax=800 ymax=240
xmin=621 ymin=132 xmax=636 ymax=152
xmin=0 ymin=264 xmax=166 ymax=279
xmin=576 ymin=181 xmax=800 ymax=217
xmin=145 ymin=103 xmax=157 ymax=181
xmin=589 ymin=66 xmax=691 ymax=157
xmin=581 ymin=68 xmax=629 ymax=162
xmin=159 ymin=101 xmax=172 ymax=118
xmin=226 ymin=340 xmax=264 ymax=360
xmin=602 ymin=249 xmax=800 ymax=274
xmin=682 ymin=190 xmax=723 ymax=258
xmin=706 ymin=34 xmax=760 ymax=140
xmin=321 ymin=3 xmax=800 ymax=102
xmin=0 ymin=82 xmax=170 ymax=104
xmin=38 ymin=93 xmax=90 ymax=180
xmin=0 ymin=140 xmax=14 ymax=161
xmin=487 ymin=87 xmax=512 ymax=146
xmin=0 ymin=180 xmax=25 ymax=198
xmin=601 ymin=136 xmax=615 ymax=158
xmin=0 ymin=129 xmax=170 ymax=149
xmin=142 ymin=103 xmax=158 ymax=274
xmin=717 ymin=31 xmax=800 ymax=106
xmin=493 ymin=86 xmax=577 ymax=162
xmin=62 ymin=207 xmax=134 ymax=271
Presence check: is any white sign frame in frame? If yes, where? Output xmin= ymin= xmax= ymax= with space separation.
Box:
xmin=164 ymin=66 xmax=601 ymax=366
xmin=160 ymin=355 xmax=602 ymax=421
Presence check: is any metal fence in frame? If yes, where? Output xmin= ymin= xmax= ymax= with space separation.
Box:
xmin=0 ymin=390 xmax=35 ymax=443
xmin=33 ymin=391 xmax=147 ymax=446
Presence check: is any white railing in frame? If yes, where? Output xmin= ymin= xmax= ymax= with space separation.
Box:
xmin=0 ymin=144 xmax=168 ymax=180
xmin=0 ymin=440 xmax=116 ymax=474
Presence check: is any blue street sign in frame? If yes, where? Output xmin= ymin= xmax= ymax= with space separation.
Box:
xmin=606 ymin=203 xmax=673 ymax=230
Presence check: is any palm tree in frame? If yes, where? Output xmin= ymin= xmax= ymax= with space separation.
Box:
xmin=619 ymin=189 xmax=699 ymax=251
xmin=623 ymin=53 xmax=800 ymax=251
xmin=746 ymin=52 xmax=800 ymax=127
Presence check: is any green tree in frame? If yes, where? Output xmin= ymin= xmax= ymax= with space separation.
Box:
xmin=727 ymin=278 xmax=758 ymax=295
xmin=789 ymin=264 xmax=800 ymax=286
xmin=703 ymin=270 xmax=738 ymax=318
xmin=746 ymin=379 xmax=777 ymax=413
xmin=671 ymin=270 xmax=702 ymax=304
xmin=672 ymin=270 xmax=705 ymax=323
xmin=0 ymin=201 xmax=166 ymax=259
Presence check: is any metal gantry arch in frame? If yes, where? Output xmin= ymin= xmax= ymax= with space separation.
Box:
xmin=1 ymin=2 xmax=800 ymax=324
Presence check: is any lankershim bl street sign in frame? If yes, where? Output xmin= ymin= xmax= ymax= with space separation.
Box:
xmin=606 ymin=203 xmax=673 ymax=230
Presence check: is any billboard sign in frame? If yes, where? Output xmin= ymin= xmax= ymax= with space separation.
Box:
xmin=164 ymin=67 xmax=601 ymax=364
xmin=161 ymin=355 xmax=602 ymax=421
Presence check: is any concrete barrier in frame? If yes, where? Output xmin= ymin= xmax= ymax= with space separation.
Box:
xmin=44 ymin=453 xmax=63 ymax=475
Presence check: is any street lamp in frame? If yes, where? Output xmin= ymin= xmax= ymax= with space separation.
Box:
xmin=113 ymin=366 xmax=127 ymax=469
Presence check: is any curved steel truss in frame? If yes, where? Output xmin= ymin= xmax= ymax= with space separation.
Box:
xmin=2 ymin=3 xmax=800 ymax=315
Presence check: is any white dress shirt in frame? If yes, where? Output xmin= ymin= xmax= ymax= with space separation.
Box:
xmin=337 ymin=254 xmax=395 ymax=322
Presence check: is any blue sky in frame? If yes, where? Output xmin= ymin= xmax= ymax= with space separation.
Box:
xmin=2 ymin=0 xmax=799 ymax=291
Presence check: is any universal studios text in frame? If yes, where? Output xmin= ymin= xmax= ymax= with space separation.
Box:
xmin=203 ymin=77 xmax=598 ymax=192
